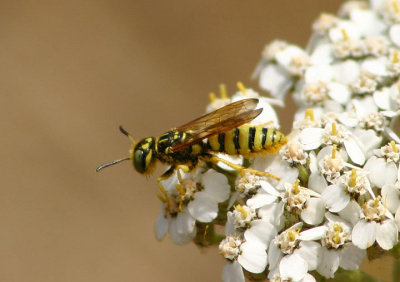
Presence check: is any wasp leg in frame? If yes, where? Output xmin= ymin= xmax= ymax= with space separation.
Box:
xmin=200 ymin=154 xmax=280 ymax=181
xmin=157 ymin=166 xmax=177 ymax=216
xmin=157 ymin=164 xmax=197 ymax=214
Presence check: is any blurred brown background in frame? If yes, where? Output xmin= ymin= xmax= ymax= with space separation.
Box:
xmin=0 ymin=1 xmax=391 ymax=281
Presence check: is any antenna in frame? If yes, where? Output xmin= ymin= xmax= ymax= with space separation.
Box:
xmin=96 ymin=157 xmax=130 ymax=172
xmin=119 ymin=125 xmax=136 ymax=144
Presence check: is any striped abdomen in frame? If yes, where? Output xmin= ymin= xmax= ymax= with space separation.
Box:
xmin=207 ymin=125 xmax=287 ymax=156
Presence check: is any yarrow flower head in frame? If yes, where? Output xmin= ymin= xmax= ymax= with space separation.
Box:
xmin=150 ymin=1 xmax=400 ymax=281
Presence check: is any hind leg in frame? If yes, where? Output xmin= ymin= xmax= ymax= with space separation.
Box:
xmin=200 ymin=154 xmax=280 ymax=181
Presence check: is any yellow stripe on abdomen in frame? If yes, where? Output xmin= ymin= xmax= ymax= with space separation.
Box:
xmin=253 ymin=126 xmax=264 ymax=151
xmin=208 ymin=135 xmax=220 ymax=151
xmin=224 ymin=130 xmax=237 ymax=155
xmin=238 ymin=126 xmax=251 ymax=155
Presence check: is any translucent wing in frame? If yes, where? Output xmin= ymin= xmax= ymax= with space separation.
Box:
xmin=170 ymin=98 xmax=262 ymax=152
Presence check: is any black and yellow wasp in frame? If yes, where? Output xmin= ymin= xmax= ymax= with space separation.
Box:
xmin=97 ymin=98 xmax=287 ymax=182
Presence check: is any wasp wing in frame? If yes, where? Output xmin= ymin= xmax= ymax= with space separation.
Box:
xmin=170 ymin=98 xmax=262 ymax=152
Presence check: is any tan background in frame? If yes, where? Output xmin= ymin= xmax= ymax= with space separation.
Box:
xmin=0 ymin=1 xmax=391 ymax=281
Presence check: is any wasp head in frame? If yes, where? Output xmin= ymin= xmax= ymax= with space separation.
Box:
xmin=131 ymin=137 xmax=156 ymax=174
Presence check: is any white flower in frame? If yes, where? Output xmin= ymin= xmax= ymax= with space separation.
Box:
xmin=282 ymin=181 xmax=324 ymax=225
xmin=318 ymin=146 xmax=347 ymax=183
xmin=381 ymin=183 xmax=400 ymax=214
xmin=154 ymin=208 xmax=196 ymax=245
xmin=229 ymin=205 xmax=256 ymax=230
xmin=279 ymin=141 xmax=309 ymax=166
xmin=352 ymin=197 xmax=399 ymax=250
xmin=259 ymin=64 xmax=294 ymax=100
xmin=268 ymin=223 xmax=321 ymax=281
xmin=187 ymin=169 xmax=230 ymax=222
xmin=312 ymin=13 xmax=338 ymax=35
xmin=364 ymin=142 xmax=400 ymax=188
xmin=220 ymin=235 xmax=268 ymax=280
xmin=322 ymin=169 xmax=374 ymax=213
xmin=275 ymin=45 xmax=310 ymax=76
xmin=390 ymin=24 xmax=400 ymax=47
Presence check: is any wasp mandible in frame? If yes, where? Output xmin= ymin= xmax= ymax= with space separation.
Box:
xmin=97 ymin=98 xmax=287 ymax=183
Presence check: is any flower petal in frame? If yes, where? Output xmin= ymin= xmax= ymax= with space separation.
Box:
xmin=300 ymin=128 xmax=324 ymax=150
xmin=322 ymin=184 xmax=349 ymax=213
xmin=390 ymin=24 xmax=400 ymax=47
xmin=202 ymin=169 xmax=230 ymax=202
xmin=338 ymin=200 xmax=361 ymax=226
xmin=247 ymin=190 xmax=277 ymax=209
xmin=268 ymin=240 xmax=282 ymax=270
xmin=299 ymin=226 xmax=328 ymax=241
xmin=308 ymin=172 xmax=327 ymax=194
xmin=343 ymin=138 xmax=365 ymax=165
xmin=301 ymin=197 xmax=325 ymax=225
xmin=259 ymin=64 xmax=293 ymax=99
xmin=364 ymin=156 xmax=397 ymax=187
xmin=296 ymin=241 xmax=321 ymax=271
xmin=154 ymin=213 xmax=168 ymax=240
xmin=352 ymin=220 xmax=376 ymax=249
xmin=316 ymin=248 xmax=340 ymax=278
xmin=279 ymin=254 xmax=308 ymax=281
xmin=188 ymin=192 xmax=218 ymax=222
xmin=339 ymin=244 xmax=366 ymax=270
xmin=238 ymin=242 xmax=268 ymax=273
xmin=222 ymin=261 xmax=245 ymax=282
xmin=169 ymin=213 xmax=196 ymax=245
xmin=381 ymin=184 xmax=400 ymax=214
xmin=244 ymin=220 xmax=277 ymax=249
xmin=376 ymin=220 xmax=399 ymax=250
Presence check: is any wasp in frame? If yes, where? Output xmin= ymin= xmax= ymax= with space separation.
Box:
xmin=97 ymin=98 xmax=287 ymax=183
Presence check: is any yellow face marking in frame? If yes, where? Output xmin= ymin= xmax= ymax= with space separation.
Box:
xmin=141 ymin=143 xmax=150 ymax=150
xmin=144 ymin=150 xmax=154 ymax=174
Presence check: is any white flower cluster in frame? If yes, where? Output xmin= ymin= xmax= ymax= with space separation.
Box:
xmin=153 ymin=1 xmax=400 ymax=281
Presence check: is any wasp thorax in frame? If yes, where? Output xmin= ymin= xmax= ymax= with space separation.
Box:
xmin=132 ymin=137 xmax=156 ymax=174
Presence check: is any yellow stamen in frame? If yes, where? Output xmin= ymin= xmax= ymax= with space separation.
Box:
xmin=374 ymin=196 xmax=381 ymax=208
xmin=391 ymin=140 xmax=398 ymax=153
xmin=237 ymin=81 xmax=247 ymax=95
xmin=209 ymin=92 xmax=216 ymax=102
xmin=219 ymin=84 xmax=227 ymax=99
xmin=392 ymin=0 xmax=400 ymax=14
xmin=332 ymin=233 xmax=341 ymax=245
xmin=397 ymin=84 xmax=400 ymax=98
xmin=349 ymin=168 xmax=357 ymax=188
xmin=288 ymin=230 xmax=296 ymax=241
xmin=331 ymin=123 xmax=337 ymax=136
xmin=305 ymin=108 xmax=315 ymax=121
xmin=341 ymin=29 xmax=349 ymax=41
xmin=332 ymin=144 xmax=337 ymax=159
xmin=235 ymin=205 xmax=248 ymax=218
xmin=293 ymin=179 xmax=300 ymax=194
xmin=333 ymin=223 xmax=343 ymax=233
xmin=393 ymin=50 xmax=399 ymax=64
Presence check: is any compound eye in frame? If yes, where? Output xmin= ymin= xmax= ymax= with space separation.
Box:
xmin=133 ymin=149 xmax=146 ymax=174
